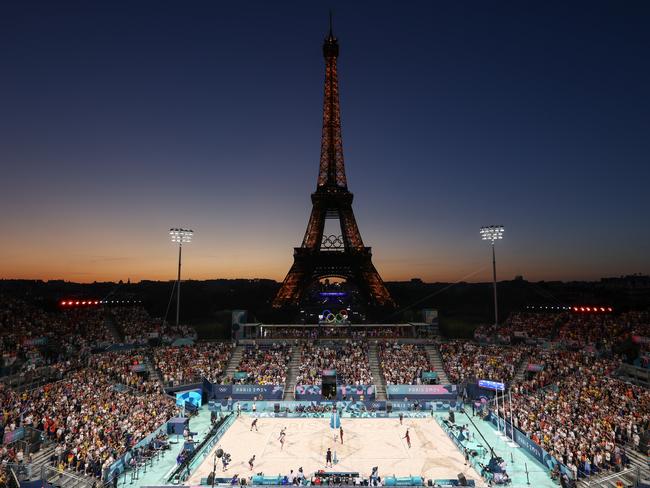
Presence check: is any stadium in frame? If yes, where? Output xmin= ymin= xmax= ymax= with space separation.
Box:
xmin=2 ymin=3 xmax=650 ymax=488
xmin=1 ymin=297 xmax=649 ymax=488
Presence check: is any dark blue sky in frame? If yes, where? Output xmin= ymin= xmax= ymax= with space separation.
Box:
xmin=1 ymin=1 xmax=648 ymax=282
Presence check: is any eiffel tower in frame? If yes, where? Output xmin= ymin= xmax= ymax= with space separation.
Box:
xmin=273 ymin=22 xmax=395 ymax=310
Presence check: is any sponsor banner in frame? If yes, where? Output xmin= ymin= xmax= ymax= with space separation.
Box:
xmin=632 ymin=335 xmax=650 ymax=344
xmin=421 ymin=371 xmax=438 ymax=380
xmin=295 ymin=384 xmax=322 ymax=400
xmin=478 ymin=379 xmax=505 ymax=391
xmin=233 ymin=371 xmax=248 ymax=380
xmin=387 ymin=384 xmax=457 ymax=399
xmin=232 ymin=384 xmax=284 ymax=400
xmin=3 ymin=427 xmax=25 ymax=445
xmin=527 ymin=363 xmax=544 ymax=372
xmin=321 ymin=369 xmax=336 ymax=376
xmin=205 ymin=382 xmax=282 ymax=400
xmin=23 ymin=337 xmax=47 ymax=346
xmin=491 ymin=413 xmax=573 ymax=480
xmin=337 ymin=384 xmax=374 ymax=400
xmin=130 ymin=364 xmax=146 ymax=373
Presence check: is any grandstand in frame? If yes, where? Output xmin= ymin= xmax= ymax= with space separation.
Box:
xmin=1 ymin=295 xmax=650 ymax=488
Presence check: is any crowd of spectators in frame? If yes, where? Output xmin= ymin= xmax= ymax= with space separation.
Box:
xmin=378 ymin=342 xmax=430 ymax=385
xmin=474 ymin=312 xmax=565 ymax=341
xmin=111 ymin=306 xmax=196 ymax=345
xmin=557 ymin=314 xmax=621 ymax=347
xmin=515 ymin=349 xmax=590 ymax=394
xmin=439 ymin=341 xmax=528 ymax=385
xmin=504 ymin=351 xmax=650 ymax=479
xmin=0 ymin=297 xmax=114 ymax=376
xmin=231 ymin=343 xmax=291 ymax=385
xmin=296 ymin=341 xmax=372 ymax=385
xmin=90 ymin=350 xmax=162 ymax=394
xmin=153 ymin=342 xmax=234 ymax=386
xmin=557 ymin=312 xmax=650 ymax=349
xmin=60 ymin=308 xmax=115 ymax=346
xmin=501 ymin=312 xmax=562 ymax=339
xmin=0 ymin=367 xmax=177 ymax=481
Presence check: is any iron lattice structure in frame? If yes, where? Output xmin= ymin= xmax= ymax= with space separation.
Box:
xmin=273 ymin=26 xmax=395 ymax=309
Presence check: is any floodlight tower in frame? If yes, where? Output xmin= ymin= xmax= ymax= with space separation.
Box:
xmin=170 ymin=228 xmax=193 ymax=328
xmin=480 ymin=225 xmax=504 ymax=326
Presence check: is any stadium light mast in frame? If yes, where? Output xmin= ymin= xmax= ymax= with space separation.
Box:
xmin=480 ymin=225 xmax=504 ymax=327
xmin=170 ymin=228 xmax=193 ymax=328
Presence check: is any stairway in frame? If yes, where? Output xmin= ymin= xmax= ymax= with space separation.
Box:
xmin=513 ymin=357 xmax=529 ymax=384
xmin=368 ymin=342 xmax=387 ymax=400
xmin=144 ymin=353 xmax=165 ymax=388
xmin=27 ymin=444 xmax=55 ymax=480
xmin=627 ymin=448 xmax=650 ymax=483
xmin=283 ymin=346 xmax=302 ymax=400
xmin=44 ymin=466 xmax=98 ymax=488
xmin=105 ymin=312 xmax=124 ymax=342
xmin=575 ymin=448 xmax=650 ymax=488
xmin=425 ymin=344 xmax=450 ymax=384
xmin=223 ymin=344 xmax=244 ymax=380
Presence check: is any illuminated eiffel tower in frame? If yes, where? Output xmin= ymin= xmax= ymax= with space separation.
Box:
xmin=273 ymin=21 xmax=395 ymax=310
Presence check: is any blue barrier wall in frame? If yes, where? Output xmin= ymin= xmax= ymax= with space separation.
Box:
xmin=209 ymin=399 xmax=459 ymax=414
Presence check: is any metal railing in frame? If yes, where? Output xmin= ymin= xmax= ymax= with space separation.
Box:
xmin=579 ymin=466 xmax=639 ymax=487
xmin=7 ymin=467 xmax=21 ymax=488
xmin=42 ymin=464 xmax=97 ymax=488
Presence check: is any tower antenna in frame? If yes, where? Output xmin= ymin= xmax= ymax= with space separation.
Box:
xmin=329 ymin=10 xmax=333 ymax=37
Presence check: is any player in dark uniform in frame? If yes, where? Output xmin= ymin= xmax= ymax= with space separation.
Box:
xmin=339 ymin=426 xmax=344 ymax=445
xmin=250 ymin=418 xmax=259 ymax=432
xmin=248 ymin=455 xmax=256 ymax=470
xmin=403 ymin=429 xmax=411 ymax=448
xmin=399 ymin=413 xmax=404 ymax=425
xmin=325 ymin=448 xmax=333 ymax=467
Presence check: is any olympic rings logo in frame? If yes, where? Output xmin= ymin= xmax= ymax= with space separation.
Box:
xmin=322 ymin=309 xmax=349 ymax=323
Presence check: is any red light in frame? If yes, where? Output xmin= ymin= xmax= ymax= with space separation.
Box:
xmin=573 ymin=307 xmax=578 ymax=311
xmin=608 ymin=307 xmax=613 ymax=312
xmin=586 ymin=307 xmax=591 ymax=312
xmin=75 ymin=301 xmax=80 ymax=305
xmin=61 ymin=301 xmax=66 ymax=306
xmin=94 ymin=301 xmax=98 ymax=305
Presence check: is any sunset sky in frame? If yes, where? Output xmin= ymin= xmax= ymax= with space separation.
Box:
xmin=1 ymin=1 xmax=649 ymax=283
